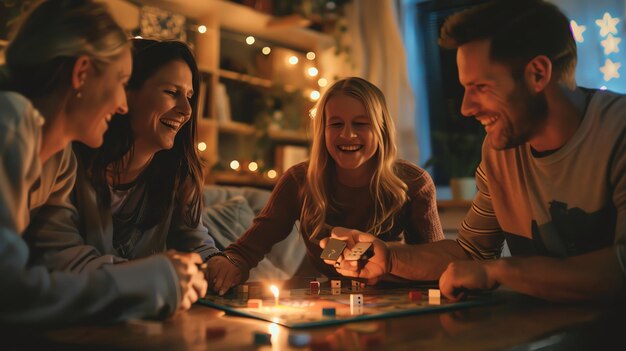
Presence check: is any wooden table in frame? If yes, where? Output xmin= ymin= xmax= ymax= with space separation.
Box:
xmin=4 ymin=288 xmax=622 ymax=351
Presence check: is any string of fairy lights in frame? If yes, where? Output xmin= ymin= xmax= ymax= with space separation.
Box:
xmin=191 ymin=26 xmax=330 ymax=181
xmin=198 ymin=25 xmax=328 ymax=101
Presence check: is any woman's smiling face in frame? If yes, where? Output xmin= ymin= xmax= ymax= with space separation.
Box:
xmin=128 ymin=59 xmax=193 ymax=152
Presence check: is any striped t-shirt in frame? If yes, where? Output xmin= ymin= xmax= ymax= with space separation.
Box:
xmin=457 ymin=89 xmax=626 ymax=276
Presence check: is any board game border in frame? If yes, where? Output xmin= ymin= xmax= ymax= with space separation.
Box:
xmin=198 ymin=294 xmax=492 ymax=329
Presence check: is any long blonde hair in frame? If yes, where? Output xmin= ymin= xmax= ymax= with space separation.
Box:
xmin=302 ymin=77 xmax=408 ymax=240
xmin=3 ymin=0 xmax=129 ymax=97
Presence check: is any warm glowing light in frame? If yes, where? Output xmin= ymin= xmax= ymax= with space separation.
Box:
xmin=600 ymin=58 xmax=621 ymax=81
xmin=288 ymin=56 xmax=299 ymax=65
xmin=197 ymin=25 xmax=207 ymax=34
xmin=270 ymin=285 xmax=279 ymax=306
xmin=268 ymin=323 xmax=279 ymax=340
xmin=134 ymin=36 xmax=143 ymax=39
xmin=307 ymin=67 xmax=319 ymax=77
xmin=318 ymin=78 xmax=328 ymax=87
xmin=262 ymin=46 xmax=271 ymax=55
xmin=596 ymin=12 xmax=619 ymax=37
xmin=246 ymin=36 xmax=255 ymax=45
xmin=310 ymin=90 xmax=321 ymax=101
xmin=267 ymin=169 xmax=277 ymax=179
xmin=230 ymin=160 xmax=240 ymax=170
xmin=570 ymin=20 xmax=585 ymax=43
xmin=197 ymin=142 xmax=207 ymax=151
xmin=248 ymin=161 xmax=259 ymax=172
xmin=309 ymin=108 xmax=317 ymax=119
xmin=306 ymin=51 xmax=316 ymax=60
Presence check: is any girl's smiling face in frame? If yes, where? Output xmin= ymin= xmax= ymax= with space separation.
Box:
xmin=324 ymin=93 xmax=378 ymax=178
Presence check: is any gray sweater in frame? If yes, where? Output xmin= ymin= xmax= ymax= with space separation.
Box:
xmin=26 ymin=152 xmax=220 ymax=273
xmin=0 ymin=92 xmax=179 ymax=325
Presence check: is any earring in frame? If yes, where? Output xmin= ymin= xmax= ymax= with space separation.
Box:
xmin=76 ymin=78 xmax=85 ymax=99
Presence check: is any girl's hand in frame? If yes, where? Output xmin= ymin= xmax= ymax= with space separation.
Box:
xmin=204 ymin=255 xmax=244 ymax=296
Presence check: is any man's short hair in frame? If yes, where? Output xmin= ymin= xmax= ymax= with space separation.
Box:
xmin=439 ymin=0 xmax=577 ymax=88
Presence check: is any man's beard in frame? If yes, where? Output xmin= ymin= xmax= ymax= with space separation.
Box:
xmin=499 ymin=84 xmax=549 ymax=150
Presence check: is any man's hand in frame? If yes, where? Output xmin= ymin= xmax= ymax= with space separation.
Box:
xmin=163 ymin=250 xmax=207 ymax=310
xmin=204 ymin=255 xmax=243 ymax=296
xmin=438 ymin=260 xmax=499 ymax=301
xmin=320 ymin=227 xmax=390 ymax=284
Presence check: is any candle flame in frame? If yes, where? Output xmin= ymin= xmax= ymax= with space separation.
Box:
xmin=270 ymin=285 xmax=279 ymax=298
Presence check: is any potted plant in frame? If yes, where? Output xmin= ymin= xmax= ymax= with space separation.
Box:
xmin=426 ymin=130 xmax=484 ymax=200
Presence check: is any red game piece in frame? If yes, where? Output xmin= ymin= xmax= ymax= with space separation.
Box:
xmin=310 ymin=281 xmax=320 ymax=294
xmin=205 ymin=326 xmax=226 ymax=340
xmin=247 ymin=299 xmax=263 ymax=308
xmin=408 ymin=291 xmax=422 ymax=301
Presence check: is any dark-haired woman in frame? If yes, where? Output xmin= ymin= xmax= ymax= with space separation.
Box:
xmin=27 ymin=39 xmax=221 ymax=296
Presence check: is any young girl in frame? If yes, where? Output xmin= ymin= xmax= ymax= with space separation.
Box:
xmin=0 ymin=0 xmax=205 ymax=325
xmin=207 ymin=77 xmax=444 ymax=294
xmin=27 ymin=39 xmax=225 ymax=286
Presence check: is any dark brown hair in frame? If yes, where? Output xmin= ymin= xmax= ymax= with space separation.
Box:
xmin=75 ymin=39 xmax=204 ymax=230
xmin=439 ymin=0 xmax=577 ymax=87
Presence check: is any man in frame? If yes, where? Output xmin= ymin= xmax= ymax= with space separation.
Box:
xmin=322 ymin=0 xmax=625 ymax=302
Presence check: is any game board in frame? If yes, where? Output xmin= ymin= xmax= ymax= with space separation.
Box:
xmin=198 ymin=280 xmax=492 ymax=328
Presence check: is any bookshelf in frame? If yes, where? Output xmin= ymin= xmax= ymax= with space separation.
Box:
xmin=107 ymin=0 xmax=334 ymax=187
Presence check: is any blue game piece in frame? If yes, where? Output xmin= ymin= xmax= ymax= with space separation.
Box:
xmin=253 ymin=331 xmax=272 ymax=345
xmin=322 ymin=307 xmax=336 ymax=317
xmin=288 ymin=332 xmax=311 ymax=347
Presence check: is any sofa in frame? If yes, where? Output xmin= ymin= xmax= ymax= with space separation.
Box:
xmin=202 ymin=185 xmax=307 ymax=281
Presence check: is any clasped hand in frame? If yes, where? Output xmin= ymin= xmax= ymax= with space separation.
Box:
xmin=163 ymin=250 xmax=208 ymax=310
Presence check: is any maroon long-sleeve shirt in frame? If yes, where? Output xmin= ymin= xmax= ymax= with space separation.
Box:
xmin=225 ymin=161 xmax=444 ymax=278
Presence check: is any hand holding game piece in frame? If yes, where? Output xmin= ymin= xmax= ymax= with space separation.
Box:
xmin=163 ymin=250 xmax=208 ymax=310
xmin=204 ymin=255 xmax=244 ymax=296
xmin=319 ymin=227 xmax=358 ymax=255
xmin=322 ymin=227 xmax=391 ymax=283
xmin=320 ymin=237 xmax=347 ymax=262
xmin=438 ymin=260 xmax=499 ymax=302
xmin=344 ymin=242 xmax=373 ymax=261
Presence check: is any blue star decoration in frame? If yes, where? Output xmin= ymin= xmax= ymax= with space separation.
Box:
xmin=570 ymin=20 xmax=586 ymax=43
xmin=596 ymin=12 xmax=619 ymax=37
xmin=600 ymin=58 xmax=621 ymax=81
xmin=601 ymin=34 xmax=621 ymax=55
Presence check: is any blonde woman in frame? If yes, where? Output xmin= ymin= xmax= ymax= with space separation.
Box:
xmin=0 ymin=0 xmax=205 ymax=325
xmin=207 ymin=77 xmax=443 ymax=294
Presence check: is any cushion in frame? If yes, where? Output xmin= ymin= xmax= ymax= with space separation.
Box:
xmin=202 ymin=195 xmax=254 ymax=250
xmin=201 ymin=193 xmax=306 ymax=281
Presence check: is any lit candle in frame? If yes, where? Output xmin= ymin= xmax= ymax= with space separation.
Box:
xmin=270 ymin=285 xmax=279 ymax=307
